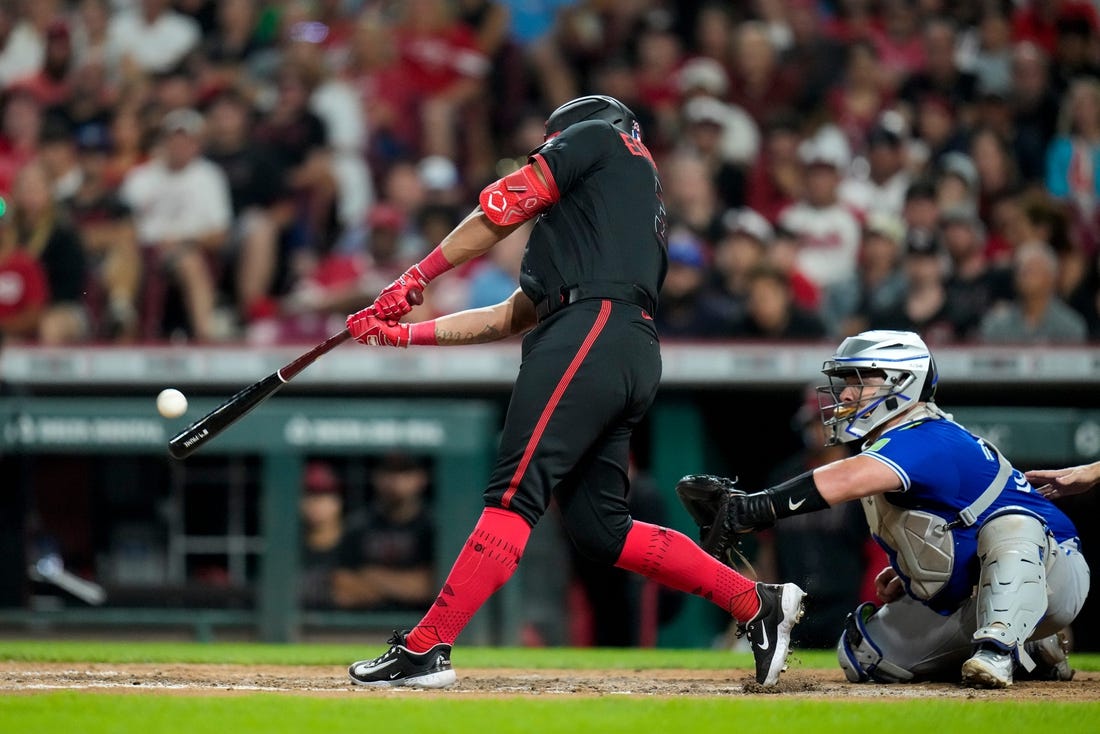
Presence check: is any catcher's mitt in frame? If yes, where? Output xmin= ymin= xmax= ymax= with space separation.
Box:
xmin=674 ymin=474 xmax=746 ymax=565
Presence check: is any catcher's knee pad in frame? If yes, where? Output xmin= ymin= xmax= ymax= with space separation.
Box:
xmin=973 ymin=513 xmax=1050 ymax=659
xmin=836 ymin=603 xmax=915 ymax=684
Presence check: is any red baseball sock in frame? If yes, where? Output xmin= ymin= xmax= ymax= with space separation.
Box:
xmin=405 ymin=508 xmax=530 ymax=653
xmin=614 ymin=521 xmax=761 ymax=623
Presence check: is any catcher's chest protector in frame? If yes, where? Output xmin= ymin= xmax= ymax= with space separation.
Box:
xmin=862 ymin=495 xmax=955 ymax=601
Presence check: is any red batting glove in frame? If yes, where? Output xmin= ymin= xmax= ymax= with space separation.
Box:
xmin=346 ymin=308 xmax=410 ymax=347
xmin=372 ymin=246 xmax=453 ymax=319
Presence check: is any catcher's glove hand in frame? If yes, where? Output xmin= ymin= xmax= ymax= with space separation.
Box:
xmin=675 ymin=474 xmax=777 ymax=564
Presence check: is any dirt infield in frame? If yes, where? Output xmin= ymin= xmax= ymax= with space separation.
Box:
xmin=2 ymin=661 xmax=1099 ymax=699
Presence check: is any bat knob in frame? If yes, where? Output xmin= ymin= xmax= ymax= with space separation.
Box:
xmin=407 ymin=288 xmax=424 ymax=306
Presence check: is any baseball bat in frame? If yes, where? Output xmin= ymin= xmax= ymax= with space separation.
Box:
xmin=167 ymin=288 xmax=422 ymax=460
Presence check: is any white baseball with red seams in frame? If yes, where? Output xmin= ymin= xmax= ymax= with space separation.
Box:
xmin=156 ymin=388 xmax=188 ymax=418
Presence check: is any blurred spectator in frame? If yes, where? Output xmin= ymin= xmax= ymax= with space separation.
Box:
xmin=120 ymin=108 xmax=231 ymax=341
xmin=869 ymin=0 xmax=925 ymax=91
xmin=901 ymin=176 xmax=940 ymax=233
xmin=970 ymin=126 xmax=1021 ymax=233
xmin=678 ymin=95 xmax=752 ymax=209
xmin=935 ymin=151 xmax=980 ymax=213
xmin=733 ymin=263 xmax=827 ymax=341
xmin=831 ymin=211 xmax=907 ymax=337
xmin=329 ymin=453 xmax=436 ymax=611
xmin=663 ymin=150 xmax=723 ymax=241
xmin=1019 ymin=190 xmax=1087 ymax=301
xmin=343 ymin=11 xmax=419 ymax=178
xmin=37 ymin=115 xmax=81 ymax=201
xmin=745 ymin=112 xmax=803 ymax=223
xmin=9 ymin=160 xmax=86 ymax=344
xmin=204 ymin=89 xmax=285 ymax=325
xmin=898 ymin=17 xmax=979 ymax=125
xmin=252 ymin=60 xmax=335 ymax=256
xmin=780 ymin=0 xmax=847 ymax=115
xmin=101 ymin=105 xmax=148 ymax=190
xmin=824 ymin=40 xmax=892 ymax=154
xmin=940 ymin=205 xmax=1013 ymax=341
xmin=1045 ymin=77 xmax=1100 ymax=256
xmin=1051 ymin=14 xmax=1100 ymax=96
xmin=106 ymin=0 xmax=201 ymax=77
xmin=979 ymin=241 xmax=1088 ymax=344
xmin=0 ymin=1 xmax=50 ymax=88
xmin=1010 ymin=42 xmax=1060 ymax=182
xmin=868 ymin=227 xmax=957 ymax=344
xmin=299 ymin=459 xmax=349 ymax=610
xmin=14 ymin=19 xmax=74 ymax=108
xmin=0 ymin=203 xmax=48 ymax=341
xmin=0 ymin=88 xmax=42 ymax=196
xmin=64 ymin=123 xmax=140 ymax=341
xmin=394 ymin=0 xmax=490 ymax=177
xmin=969 ymin=4 xmax=1015 ymax=101
xmin=71 ymin=0 xmax=112 ymax=67
xmin=778 ymin=131 xmax=861 ymax=294
xmin=632 ymin=15 xmax=684 ymax=150
xmin=839 ymin=111 xmax=912 ymax=218
xmin=199 ymin=0 xmax=270 ymax=92
xmin=728 ymin=21 xmax=800 ymax=126
xmin=1011 ymin=0 xmax=1100 ymax=59
xmin=704 ymin=206 xmax=773 ymax=327
xmin=654 ymin=227 xmax=727 ymax=339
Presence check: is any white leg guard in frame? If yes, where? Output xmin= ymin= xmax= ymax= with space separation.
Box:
xmin=972 ymin=513 xmax=1050 ymax=670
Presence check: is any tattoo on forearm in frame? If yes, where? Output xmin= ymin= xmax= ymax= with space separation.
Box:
xmin=436 ymin=324 xmax=504 ymax=345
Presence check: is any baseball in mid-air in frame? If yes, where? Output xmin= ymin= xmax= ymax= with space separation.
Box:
xmin=156 ymin=388 xmax=188 ymax=419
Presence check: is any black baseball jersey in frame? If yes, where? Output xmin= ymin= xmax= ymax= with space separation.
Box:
xmin=521 ymin=120 xmax=668 ymax=306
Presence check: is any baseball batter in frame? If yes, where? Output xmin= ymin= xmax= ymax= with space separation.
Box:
xmin=342 ymin=95 xmax=805 ymax=688
xmin=678 ymin=330 xmax=1090 ymax=688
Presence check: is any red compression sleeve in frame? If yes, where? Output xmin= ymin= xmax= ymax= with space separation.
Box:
xmin=417 ymin=245 xmax=453 ymax=281
xmin=615 ymin=521 xmax=761 ymax=623
xmin=408 ymin=320 xmax=438 ymax=346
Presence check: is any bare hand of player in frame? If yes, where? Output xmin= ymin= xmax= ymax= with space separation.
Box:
xmin=346 ymin=308 xmax=410 ymax=347
xmin=373 ymin=267 xmax=428 ymax=319
xmin=1026 ymin=462 xmax=1100 ymax=499
xmin=874 ymin=565 xmax=905 ymax=603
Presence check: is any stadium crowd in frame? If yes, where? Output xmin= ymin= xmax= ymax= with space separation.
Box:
xmin=0 ymin=0 xmax=1097 ymax=346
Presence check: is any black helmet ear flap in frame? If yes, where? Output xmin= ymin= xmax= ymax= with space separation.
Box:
xmin=919 ymin=356 xmax=939 ymax=402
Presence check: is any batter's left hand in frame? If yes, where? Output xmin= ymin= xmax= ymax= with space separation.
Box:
xmin=346 ymin=308 xmax=410 ymax=347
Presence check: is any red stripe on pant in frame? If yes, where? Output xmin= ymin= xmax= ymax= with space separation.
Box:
xmin=500 ymin=299 xmax=612 ymax=509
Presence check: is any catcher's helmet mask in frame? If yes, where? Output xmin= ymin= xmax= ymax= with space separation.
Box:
xmin=817 ymin=330 xmax=939 ymax=445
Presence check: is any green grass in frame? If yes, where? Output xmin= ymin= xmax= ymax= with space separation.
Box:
xmin=2 ymin=639 xmax=1100 ymax=671
xmin=1 ymin=694 xmax=1098 ymax=734
xmin=3 ymin=642 xmax=1098 ymax=734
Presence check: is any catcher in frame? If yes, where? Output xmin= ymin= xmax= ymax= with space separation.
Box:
xmin=677 ymin=330 xmax=1090 ymax=688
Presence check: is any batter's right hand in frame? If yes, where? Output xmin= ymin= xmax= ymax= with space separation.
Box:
xmin=346 ymin=307 xmax=410 ymax=348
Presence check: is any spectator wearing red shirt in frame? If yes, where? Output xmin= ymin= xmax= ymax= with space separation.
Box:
xmin=12 ymin=20 xmax=74 ymax=109
xmin=728 ymin=21 xmax=801 ymax=127
xmin=1011 ymin=0 xmax=1100 ymax=57
xmin=0 ymin=237 xmax=49 ymax=342
xmin=394 ymin=0 xmax=489 ymax=172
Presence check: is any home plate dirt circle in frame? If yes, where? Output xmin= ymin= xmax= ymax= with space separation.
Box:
xmin=2 ymin=662 xmax=1099 ymax=699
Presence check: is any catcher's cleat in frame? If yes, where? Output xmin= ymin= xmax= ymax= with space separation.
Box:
xmin=738 ymin=582 xmax=806 ymax=686
xmin=961 ymin=647 xmax=1014 ymax=688
xmin=1019 ymin=631 xmax=1075 ymax=681
xmin=348 ymin=630 xmax=456 ymax=688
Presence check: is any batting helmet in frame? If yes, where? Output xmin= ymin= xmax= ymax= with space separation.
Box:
xmin=545 ymin=95 xmax=641 ymax=141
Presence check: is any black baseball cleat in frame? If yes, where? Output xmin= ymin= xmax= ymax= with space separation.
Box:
xmin=738 ymin=582 xmax=807 ymax=686
xmin=348 ymin=630 xmax=456 ymax=688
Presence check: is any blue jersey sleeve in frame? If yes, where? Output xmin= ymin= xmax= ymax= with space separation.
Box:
xmin=862 ymin=422 xmax=960 ymax=494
